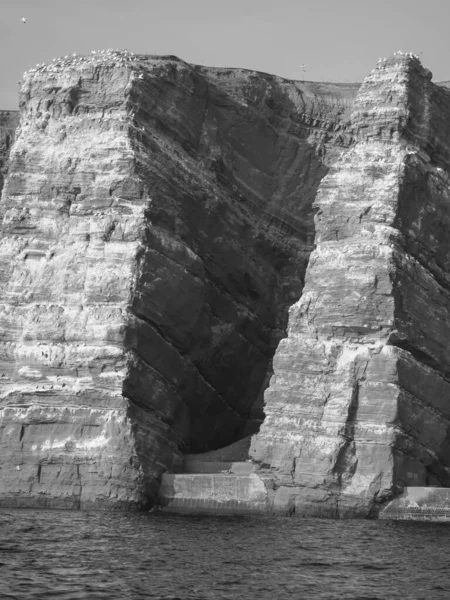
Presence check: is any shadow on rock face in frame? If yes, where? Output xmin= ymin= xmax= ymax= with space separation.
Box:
xmin=124 ymin=57 xmax=357 ymax=456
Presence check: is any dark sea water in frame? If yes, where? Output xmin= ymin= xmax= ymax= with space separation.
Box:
xmin=0 ymin=509 xmax=449 ymax=600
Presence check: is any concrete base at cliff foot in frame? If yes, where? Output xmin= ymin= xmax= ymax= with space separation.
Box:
xmin=159 ymin=470 xmax=268 ymax=515
xmin=380 ymin=488 xmax=450 ymax=521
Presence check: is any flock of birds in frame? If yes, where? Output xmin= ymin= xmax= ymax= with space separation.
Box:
xmin=367 ymin=52 xmax=423 ymax=75
xmin=23 ymin=48 xmax=144 ymax=77
xmin=20 ymin=15 xmax=307 ymax=78
xmin=21 ymin=16 xmax=147 ymax=76
xmin=19 ymin=15 xmax=422 ymax=84
xmin=390 ymin=51 xmax=422 ymax=60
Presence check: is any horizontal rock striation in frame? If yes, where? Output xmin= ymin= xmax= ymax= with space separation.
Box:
xmin=251 ymin=54 xmax=450 ymax=517
xmin=0 ymin=51 xmax=356 ymax=509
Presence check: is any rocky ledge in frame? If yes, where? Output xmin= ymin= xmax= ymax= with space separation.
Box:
xmin=1 ymin=50 xmax=449 ymax=517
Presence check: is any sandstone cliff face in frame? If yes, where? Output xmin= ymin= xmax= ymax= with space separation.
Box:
xmin=0 ymin=51 xmax=356 ymax=508
xmin=5 ymin=51 xmax=448 ymax=516
xmin=251 ymin=54 xmax=450 ymax=516
xmin=0 ymin=111 xmax=19 ymax=197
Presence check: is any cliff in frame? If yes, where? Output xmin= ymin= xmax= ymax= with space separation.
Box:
xmin=1 ymin=51 xmax=449 ymax=517
xmin=251 ymin=54 xmax=450 ymax=516
xmin=0 ymin=50 xmax=356 ymax=509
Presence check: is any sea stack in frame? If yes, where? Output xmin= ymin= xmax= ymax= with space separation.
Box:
xmin=251 ymin=54 xmax=450 ymax=516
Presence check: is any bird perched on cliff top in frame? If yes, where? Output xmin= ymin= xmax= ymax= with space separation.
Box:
xmin=21 ymin=16 xmax=26 ymax=24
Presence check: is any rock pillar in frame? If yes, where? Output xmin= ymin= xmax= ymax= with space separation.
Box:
xmin=251 ymin=54 xmax=450 ymax=517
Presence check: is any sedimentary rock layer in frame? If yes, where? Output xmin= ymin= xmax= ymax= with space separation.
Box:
xmin=251 ymin=54 xmax=450 ymax=517
xmin=0 ymin=51 xmax=356 ymax=508
xmin=0 ymin=111 xmax=19 ymax=197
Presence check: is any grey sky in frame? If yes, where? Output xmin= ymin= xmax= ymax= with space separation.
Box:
xmin=0 ymin=0 xmax=449 ymax=109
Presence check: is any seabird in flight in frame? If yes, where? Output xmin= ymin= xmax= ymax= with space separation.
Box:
xmin=21 ymin=16 xmax=26 ymax=24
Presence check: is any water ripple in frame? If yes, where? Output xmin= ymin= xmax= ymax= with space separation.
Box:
xmin=0 ymin=510 xmax=449 ymax=599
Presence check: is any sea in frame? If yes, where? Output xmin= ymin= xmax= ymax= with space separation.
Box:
xmin=0 ymin=509 xmax=449 ymax=600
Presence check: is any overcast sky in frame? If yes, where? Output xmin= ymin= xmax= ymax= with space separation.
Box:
xmin=1 ymin=0 xmax=449 ymax=109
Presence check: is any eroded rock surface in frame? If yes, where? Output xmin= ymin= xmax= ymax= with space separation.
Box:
xmin=0 ymin=51 xmax=356 ymax=508
xmin=4 ymin=50 xmax=449 ymax=516
xmin=0 ymin=111 xmax=19 ymax=197
xmin=251 ymin=54 xmax=450 ymax=517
